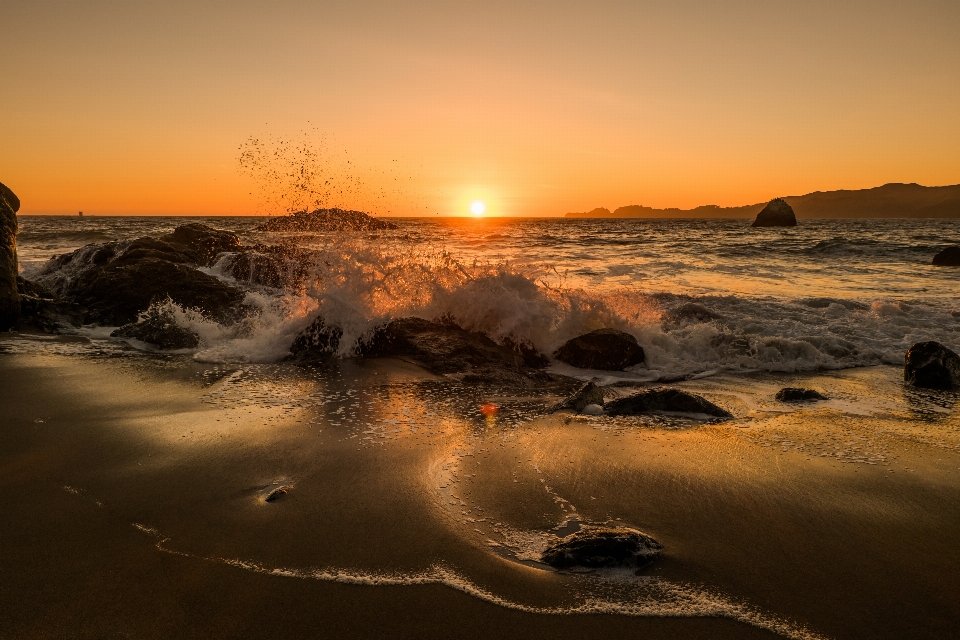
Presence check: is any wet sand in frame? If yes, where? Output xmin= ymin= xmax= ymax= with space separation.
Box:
xmin=1 ymin=344 xmax=959 ymax=639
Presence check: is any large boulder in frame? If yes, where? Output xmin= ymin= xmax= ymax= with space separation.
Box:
xmin=358 ymin=316 xmax=552 ymax=385
xmin=0 ymin=182 xmax=20 ymax=331
xmin=35 ymin=224 xmax=248 ymax=327
xmin=554 ymin=328 xmax=645 ymax=371
xmin=605 ymin=387 xmax=732 ymax=418
xmin=541 ymin=527 xmax=663 ymax=569
xmin=111 ymin=305 xmax=200 ymax=350
xmin=932 ymin=246 xmax=960 ymax=267
xmin=257 ymin=208 xmax=397 ymax=232
xmin=751 ymin=198 xmax=797 ymax=227
xmin=904 ymin=341 xmax=960 ymax=389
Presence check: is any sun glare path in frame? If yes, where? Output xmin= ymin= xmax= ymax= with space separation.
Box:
xmin=470 ymin=201 xmax=486 ymax=216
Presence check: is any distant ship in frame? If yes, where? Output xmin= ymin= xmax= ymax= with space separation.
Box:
xmin=78 ymin=211 xmax=83 ymax=217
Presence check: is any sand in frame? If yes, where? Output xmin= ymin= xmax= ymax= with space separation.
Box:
xmin=1 ymin=343 xmax=959 ymax=639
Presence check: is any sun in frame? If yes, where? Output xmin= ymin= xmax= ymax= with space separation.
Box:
xmin=470 ymin=200 xmax=486 ymax=216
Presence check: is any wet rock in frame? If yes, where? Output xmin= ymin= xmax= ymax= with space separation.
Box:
xmin=582 ymin=404 xmax=604 ymax=415
xmin=257 ymin=208 xmax=398 ymax=232
xmin=932 ymin=246 xmax=960 ymax=267
xmin=751 ymin=198 xmax=797 ymax=227
xmin=264 ymin=486 xmax=292 ymax=502
xmin=158 ymin=223 xmax=241 ymax=267
xmin=111 ymin=306 xmax=200 ymax=350
xmin=541 ymin=526 xmax=663 ymax=569
xmin=360 ymin=316 xmax=553 ymax=385
xmin=776 ymin=387 xmax=828 ymax=402
xmin=500 ymin=336 xmax=551 ymax=368
xmin=554 ymin=328 xmax=646 ymax=371
xmin=15 ymin=276 xmax=80 ymax=332
xmin=664 ymin=302 xmax=723 ymax=325
xmin=68 ymin=257 xmax=246 ymax=326
xmin=904 ymin=341 xmax=960 ymax=389
xmin=225 ymin=244 xmax=311 ymax=289
xmin=0 ymin=182 xmax=19 ymax=330
xmin=551 ymin=381 xmax=606 ymax=412
xmin=604 ymin=387 xmax=732 ymax=418
xmin=288 ymin=316 xmax=343 ymax=361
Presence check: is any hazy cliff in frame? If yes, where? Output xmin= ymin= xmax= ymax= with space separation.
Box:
xmin=566 ymin=183 xmax=960 ymax=219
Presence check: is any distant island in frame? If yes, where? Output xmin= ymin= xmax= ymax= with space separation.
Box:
xmin=565 ymin=183 xmax=960 ymax=219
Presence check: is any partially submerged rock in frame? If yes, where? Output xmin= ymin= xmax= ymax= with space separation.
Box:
xmin=604 ymin=388 xmax=732 ymax=418
xmin=359 ymin=316 xmax=552 ymax=385
xmin=664 ymin=302 xmax=723 ymax=325
xmin=751 ymin=198 xmax=797 ymax=227
xmin=554 ymin=328 xmax=646 ymax=371
xmin=257 ymin=208 xmax=397 ymax=232
xmin=776 ymin=387 xmax=828 ymax=402
xmin=111 ymin=306 xmax=200 ymax=350
xmin=288 ymin=316 xmax=343 ymax=361
xmin=0 ymin=181 xmax=20 ymax=330
xmin=904 ymin=341 xmax=960 ymax=389
xmin=932 ymin=246 xmax=960 ymax=267
xmin=158 ymin=223 xmax=241 ymax=266
xmin=551 ymin=381 xmax=605 ymax=412
xmin=225 ymin=244 xmax=311 ymax=290
xmin=541 ymin=526 xmax=663 ymax=569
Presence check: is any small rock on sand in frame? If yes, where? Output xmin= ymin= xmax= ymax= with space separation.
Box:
xmin=776 ymin=388 xmax=828 ymax=402
xmin=904 ymin=341 xmax=960 ymax=389
xmin=541 ymin=526 xmax=663 ymax=569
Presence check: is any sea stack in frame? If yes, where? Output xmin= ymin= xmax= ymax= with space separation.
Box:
xmin=0 ymin=181 xmax=20 ymax=331
xmin=751 ymin=198 xmax=797 ymax=227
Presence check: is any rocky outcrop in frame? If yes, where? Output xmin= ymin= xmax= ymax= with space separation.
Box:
xmin=224 ymin=244 xmax=312 ymax=290
xmin=288 ymin=316 xmax=343 ymax=361
xmin=110 ymin=305 xmax=200 ymax=350
xmin=554 ymin=328 xmax=646 ymax=371
xmin=932 ymin=246 xmax=960 ymax=266
xmin=604 ymin=388 xmax=732 ymax=418
xmin=358 ymin=316 xmax=553 ymax=385
xmin=776 ymin=388 xmax=828 ymax=402
xmin=36 ymin=224 xmax=247 ymax=326
xmin=541 ymin=527 xmax=663 ymax=569
xmin=257 ymin=208 xmax=397 ymax=232
xmin=551 ymin=381 xmax=606 ymax=412
xmin=0 ymin=182 xmax=20 ymax=331
xmin=904 ymin=341 xmax=960 ymax=389
xmin=16 ymin=276 xmax=80 ymax=332
xmin=751 ymin=198 xmax=797 ymax=227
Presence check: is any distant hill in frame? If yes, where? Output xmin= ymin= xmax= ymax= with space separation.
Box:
xmin=565 ymin=183 xmax=960 ymax=219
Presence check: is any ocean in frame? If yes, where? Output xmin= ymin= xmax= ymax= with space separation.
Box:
xmin=3 ymin=215 xmax=960 ymax=639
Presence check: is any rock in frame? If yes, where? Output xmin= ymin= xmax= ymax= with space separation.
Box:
xmin=225 ymin=244 xmax=311 ymax=289
xmin=541 ymin=526 xmax=663 ymax=569
xmin=551 ymin=381 xmax=606 ymax=412
xmin=499 ymin=336 xmax=551 ymax=369
xmin=554 ymin=328 xmax=646 ymax=371
xmin=904 ymin=341 xmax=960 ymax=389
xmin=664 ymin=302 xmax=723 ymax=325
xmin=68 ymin=257 xmax=246 ymax=326
xmin=35 ymin=225 xmax=249 ymax=327
xmin=751 ymin=198 xmax=797 ymax=227
xmin=359 ymin=316 xmax=553 ymax=385
xmin=776 ymin=387 xmax=828 ymax=402
xmin=15 ymin=276 xmax=80 ymax=332
xmin=288 ymin=316 xmax=343 ymax=361
xmin=932 ymin=246 xmax=960 ymax=267
xmin=264 ymin=486 xmax=291 ymax=502
xmin=0 ymin=186 xmax=18 ymax=330
xmin=257 ymin=208 xmax=398 ymax=232
xmin=582 ymin=404 xmax=604 ymax=415
xmin=604 ymin=388 xmax=732 ymax=418
xmin=111 ymin=305 xmax=200 ymax=350
xmin=157 ymin=223 xmax=241 ymax=267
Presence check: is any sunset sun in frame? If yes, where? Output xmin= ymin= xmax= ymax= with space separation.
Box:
xmin=470 ymin=200 xmax=486 ymax=216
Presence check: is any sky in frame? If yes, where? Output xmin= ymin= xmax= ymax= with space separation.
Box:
xmin=2 ymin=0 xmax=959 ymax=216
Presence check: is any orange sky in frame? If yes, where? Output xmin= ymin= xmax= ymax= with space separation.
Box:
xmin=2 ymin=1 xmax=959 ymax=216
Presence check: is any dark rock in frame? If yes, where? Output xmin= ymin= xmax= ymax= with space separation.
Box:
xmin=541 ymin=526 xmax=663 ymax=569
xmin=15 ymin=276 xmax=80 ymax=331
xmin=904 ymin=341 xmax=960 ymax=389
xmin=551 ymin=382 xmax=606 ymax=412
xmin=554 ymin=328 xmax=646 ymax=371
xmin=226 ymin=244 xmax=311 ymax=289
xmin=359 ymin=316 xmax=553 ymax=385
xmin=751 ymin=198 xmax=797 ymax=227
xmin=158 ymin=223 xmax=241 ymax=266
xmin=776 ymin=387 xmax=828 ymax=402
xmin=664 ymin=302 xmax=723 ymax=325
xmin=932 ymin=246 xmax=960 ymax=267
xmin=500 ymin=336 xmax=551 ymax=368
xmin=264 ymin=486 xmax=292 ymax=502
xmin=288 ymin=316 xmax=343 ymax=361
xmin=0 ymin=183 xmax=19 ymax=330
xmin=111 ymin=305 xmax=200 ymax=350
xmin=257 ymin=208 xmax=398 ymax=232
xmin=604 ymin=387 xmax=732 ymax=418
xmin=68 ymin=258 xmax=246 ymax=326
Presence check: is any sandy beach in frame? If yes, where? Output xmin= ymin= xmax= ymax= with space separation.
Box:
xmin=2 ymin=335 xmax=958 ymax=639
